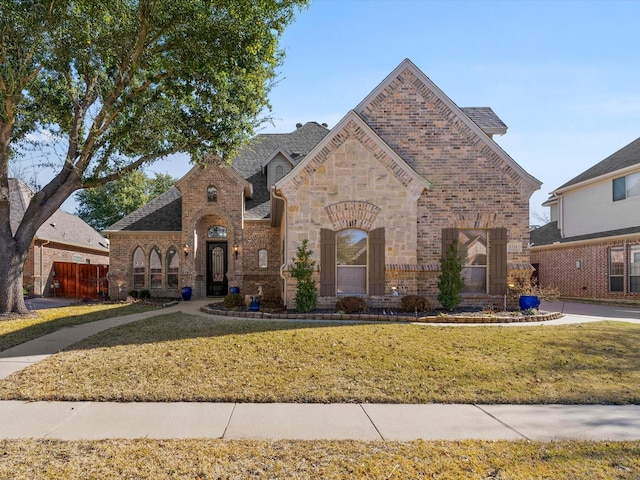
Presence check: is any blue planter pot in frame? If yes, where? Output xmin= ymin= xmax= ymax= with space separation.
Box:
xmin=519 ymin=295 xmax=540 ymax=310
xmin=181 ymin=286 xmax=192 ymax=301
xmin=229 ymin=287 xmax=240 ymax=294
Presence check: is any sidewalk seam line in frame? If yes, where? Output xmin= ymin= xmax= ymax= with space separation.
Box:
xmin=43 ymin=402 xmax=92 ymax=439
xmin=473 ymin=404 xmax=530 ymax=441
xmin=221 ymin=403 xmax=237 ymax=440
xmin=359 ymin=404 xmax=385 ymax=441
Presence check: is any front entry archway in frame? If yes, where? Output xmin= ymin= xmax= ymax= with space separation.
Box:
xmin=207 ymin=242 xmax=228 ymax=296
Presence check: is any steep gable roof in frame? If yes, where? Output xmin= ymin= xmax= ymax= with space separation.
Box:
xmin=554 ymin=136 xmax=640 ymax=192
xmin=9 ymin=178 xmax=108 ymax=252
xmin=275 ymin=111 xmax=432 ymax=196
xmin=355 ymin=59 xmax=541 ymax=197
xmin=103 ymin=187 xmax=182 ymax=233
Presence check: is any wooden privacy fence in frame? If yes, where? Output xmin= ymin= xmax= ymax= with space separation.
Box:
xmin=52 ymin=262 xmax=109 ymax=299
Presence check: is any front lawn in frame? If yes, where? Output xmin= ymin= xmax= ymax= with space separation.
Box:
xmin=0 ymin=303 xmax=156 ymax=352
xmin=0 ymin=438 xmax=638 ymax=479
xmin=1 ymin=314 xmax=638 ymax=404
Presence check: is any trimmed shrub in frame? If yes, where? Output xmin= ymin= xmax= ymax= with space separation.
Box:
xmin=290 ymin=239 xmax=317 ymax=313
xmin=336 ymin=296 xmax=367 ymax=314
xmin=437 ymin=240 xmax=465 ymax=311
xmin=400 ymin=295 xmax=433 ymax=313
xmin=223 ymin=293 xmax=245 ymax=309
xmin=139 ymin=289 xmax=151 ymax=300
xmin=128 ymin=290 xmax=139 ymax=299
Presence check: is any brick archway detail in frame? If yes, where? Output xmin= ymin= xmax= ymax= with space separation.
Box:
xmin=325 ymin=201 xmax=381 ymax=231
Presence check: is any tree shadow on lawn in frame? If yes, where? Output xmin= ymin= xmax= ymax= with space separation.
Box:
xmin=0 ymin=303 xmax=156 ymax=353
xmin=60 ymin=312 xmax=365 ymax=352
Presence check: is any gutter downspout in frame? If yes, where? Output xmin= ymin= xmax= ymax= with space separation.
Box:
xmin=271 ymin=187 xmax=288 ymax=308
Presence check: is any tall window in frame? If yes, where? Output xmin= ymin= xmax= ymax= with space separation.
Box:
xmin=336 ymin=229 xmax=367 ymax=295
xmin=167 ymin=247 xmax=179 ymax=288
xmin=609 ymin=247 xmax=624 ymax=292
xmin=150 ymin=247 xmax=162 ymax=289
xmin=258 ymin=249 xmax=268 ymax=268
xmin=613 ymin=172 xmax=640 ymax=201
xmin=459 ymin=230 xmax=487 ymax=293
xmin=133 ymin=247 xmax=145 ymax=289
xmin=630 ymin=245 xmax=640 ymax=293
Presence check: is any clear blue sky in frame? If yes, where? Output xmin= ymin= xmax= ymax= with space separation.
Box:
xmin=134 ymin=1 xmax=640 ymax=222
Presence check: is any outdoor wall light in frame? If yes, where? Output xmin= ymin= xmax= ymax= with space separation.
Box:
xmin=183 ymin=244 xmax=189 ymax=257
xmin=234 ymin=244 xmax=239 ymax=258
xmin=576 ymin=260 xmax=582 ymax=269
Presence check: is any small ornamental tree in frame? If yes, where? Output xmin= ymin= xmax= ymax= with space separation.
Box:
xmin=437 ymin=240 xmax=466 ymax=311
xmin=290 ymin=239 xmax=317 ymax=313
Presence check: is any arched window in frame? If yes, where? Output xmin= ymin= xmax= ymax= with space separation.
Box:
xmin=132 ymin=247 xmax=145 ymax=289
xmin=336 ymin=229 xmax=367 ymax=295
xmin=167 ymin=247 xmax=179 ymax=288
xmin=207 ymin=185 xmax=218 ymax=202
xmin=275 ymin=165 xmax=284 ymax=182
xmin=149 ymin=247 xmax=162 ymax=289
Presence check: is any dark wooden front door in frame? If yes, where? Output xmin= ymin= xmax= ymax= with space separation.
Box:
xmin=207 ymin=242 xmax=228 ymax=296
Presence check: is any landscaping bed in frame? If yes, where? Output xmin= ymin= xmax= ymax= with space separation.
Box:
xmin=202 ymin=302 xmax=563 ymax=323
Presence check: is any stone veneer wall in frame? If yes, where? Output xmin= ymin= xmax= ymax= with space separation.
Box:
xmin=280 ymin=122 xmax=425 ymax=307
xmin=531 ymin=238 xmax=640 ymax=301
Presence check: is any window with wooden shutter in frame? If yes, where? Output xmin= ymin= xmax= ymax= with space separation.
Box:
xmin=489 ymin=228 xmax=507 ymax=295
xmin=320 ymin=228 xmax=336 ymax=296
xmin=369 ymin=227 xmax=385 ymax=295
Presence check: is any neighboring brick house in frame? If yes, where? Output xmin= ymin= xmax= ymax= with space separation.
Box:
xmin=10 ymin=178 xmax=110 ymax=298
xmin=530 ymin=137 xmax=640 ymax=301
xmin=105 ymin=59 xmax=541 ymax=308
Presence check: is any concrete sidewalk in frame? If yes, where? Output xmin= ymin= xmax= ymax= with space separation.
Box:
xmin=0 ymin=298 xmax=638 ymax=442
xmin=1 ymin=401 xmax=639 ymax=441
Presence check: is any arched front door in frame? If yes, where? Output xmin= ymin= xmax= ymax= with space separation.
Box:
xmin=207 ymin=242 xmax=228 ymax=296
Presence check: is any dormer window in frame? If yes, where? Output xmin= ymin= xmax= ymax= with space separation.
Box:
xmin=207 ymin=185 xmax=218 ymax=202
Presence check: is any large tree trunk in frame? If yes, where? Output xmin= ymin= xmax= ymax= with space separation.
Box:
xmin=0 ymin=232 xmax=29 ymax=314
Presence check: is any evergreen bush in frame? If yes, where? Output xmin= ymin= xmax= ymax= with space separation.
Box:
xmin=437 ymin=240 xmax=466 ymax=311
xmin=290 ymin=239 xmax=318 ymax=313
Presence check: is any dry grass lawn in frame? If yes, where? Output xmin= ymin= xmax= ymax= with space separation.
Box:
xmin=0 ymin=303 xmax=155 ymax=352
xmin=0 ymin=438 xmax=638 ymax=479
xmin=1 ymin=313 xmax=638 ymax=404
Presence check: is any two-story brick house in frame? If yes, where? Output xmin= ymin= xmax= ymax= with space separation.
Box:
xmin=530 ymin=136 xmax=640 ymax=301
xmin=105 ymin=59 xmax=541 ymax=308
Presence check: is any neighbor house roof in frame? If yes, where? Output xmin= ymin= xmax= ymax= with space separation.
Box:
xmin=554 ymin=136 xmax=640 ymax=192
xmin=104 ymin=187 xmax=182 ymax=233
xmin=530 ymin=220 xmax=640 ymax=247
xmin=9 ymin=178 xmax=109 ymax=252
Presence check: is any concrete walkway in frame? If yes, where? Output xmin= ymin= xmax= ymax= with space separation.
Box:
xmin=0 ymin=298 xmax=638 ymax=441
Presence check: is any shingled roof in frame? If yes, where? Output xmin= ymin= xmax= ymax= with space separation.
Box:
xmin=530 ymin=220 xmax=640 ymax=247
xmin=105 ymin=187 xmax=182 ymax=232
xmin=460 ymin=107 xmax=508 ymax=136
xmin=233 ymin=122 xmax=329 ymax=219
xmin=9 ymin=178 xmax=109 ymax=252
xmin=555 ymin=136 xmax=640 ymax=191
